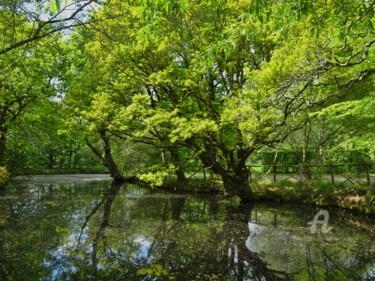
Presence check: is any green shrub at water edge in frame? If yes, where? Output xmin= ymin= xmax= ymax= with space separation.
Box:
xmin=0 ymin=166 xmax=10 ymax=184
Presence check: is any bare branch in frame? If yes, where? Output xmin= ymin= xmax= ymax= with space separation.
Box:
xmin=330 ymin=37 xmax=375 ymax=68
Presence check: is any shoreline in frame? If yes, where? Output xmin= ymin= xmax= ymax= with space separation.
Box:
xmin=7 ymin=174 xmax=375 ymax=216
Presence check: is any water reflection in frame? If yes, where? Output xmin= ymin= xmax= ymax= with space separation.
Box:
xmin=0 ymin=180 xmax=374 ymax=280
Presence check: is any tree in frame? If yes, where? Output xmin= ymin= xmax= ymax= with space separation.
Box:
xmin=59 ymin=0 xmax=375 ymax=200
xmin=0 ymin=0 xmax=99 ymax=55
xmin=313 ymin=92 xmax=375 ymax=160
xmin=5 ymin=96 xmax=101 ymax=174
xmin=0 ymin=0 xmax=103 ymax=169
xmin=0 ymin=38 xmax=63 ymax=165
xmin=61 ymin=30 xmax=129 ymax=181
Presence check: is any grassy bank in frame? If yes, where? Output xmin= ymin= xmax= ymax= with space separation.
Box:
xmin=252 ymin=179 xmax=375 ymax=215
xmin=161 ymin=175 xmax=375 ymax=215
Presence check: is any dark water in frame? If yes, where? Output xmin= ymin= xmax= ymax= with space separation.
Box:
xmin=0 ymin=178 xmax=375 ymax=280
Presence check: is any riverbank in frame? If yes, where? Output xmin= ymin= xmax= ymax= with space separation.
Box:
xmin=13 ymin=174 xmax=112 ymax=184
xmin=161 ymin=177 xmax=375 ymax=216
xmin=8 ymin=173 xmax=375 ymax=216
xmin=251 ymin=182 xmax=375 ymax=216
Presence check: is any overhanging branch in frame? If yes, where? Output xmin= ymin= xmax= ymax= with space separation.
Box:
xmin=0 ymin=0 xmax=100 ymax=55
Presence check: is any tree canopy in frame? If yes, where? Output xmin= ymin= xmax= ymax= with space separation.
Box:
xmin=1 ymin=0 xmax=375 ymax=201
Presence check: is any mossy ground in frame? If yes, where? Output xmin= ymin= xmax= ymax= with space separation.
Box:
xmin=251 ymin=178 xmax=375 ymax=215
xmin=163 ymin=174 xmax=375 ymax=215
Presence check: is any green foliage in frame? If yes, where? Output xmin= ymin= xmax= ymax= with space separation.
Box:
xmin=138 ymin=164 xmax=176 ymax=187
xmin=325 ymin=148 xmax=372 ymax=165
xmin=314 ymin=92 xmax=375 ymax=160
xmin=252 ymin=179 xmax=375 ymax=214
xmin=0 ymin=0 xmax=95 ymax=55
xmin=260 ymin=150 xmax=315 ymax=172
xmin=51 ymin=0 xmax=61 ymax=14
xmin=54 ymin=0 xmax=375 ymax=199
xmin=0 ymin=166 xmax=9 ymax=184
xmin=259 ymin=148 xmax=372 ymax=174
xmin=1 ymin=0 xmax=374 ymax=201
xmin=137 ymin=264 xmax=174 ymax=280
xmin=4 ymin=94 xmax=103 ymax=174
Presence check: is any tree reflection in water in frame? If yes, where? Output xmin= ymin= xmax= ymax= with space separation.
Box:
xmin=70 ymin=183 xmax=291 ymax=280
xmin=0 ymin=181 xmax=374 ymax=280
xmin=69 ymin=183 xmax=375 ymax=281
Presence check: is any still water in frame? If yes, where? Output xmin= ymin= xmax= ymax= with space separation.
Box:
xmin=0 ymin=177 xmax=375 ymax=280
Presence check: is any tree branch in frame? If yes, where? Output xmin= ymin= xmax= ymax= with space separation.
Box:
xmin=0 ymin=0 xmax=100 ymax=55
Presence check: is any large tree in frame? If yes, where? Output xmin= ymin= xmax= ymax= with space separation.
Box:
xmin=0 ymin=0 xmax=99 ymax=168
xmin=61 ymin=28 xmax=130 ymax=181
xmin=0 ymin=40 xmax=60 ymax=165
xmin=62 ymin=0 xmax=375 ymax=201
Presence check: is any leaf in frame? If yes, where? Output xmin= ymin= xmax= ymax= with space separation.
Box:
xmin=51 ymin=0 xmax=61 ymax=15
xmin=51 ymin=0 xmax=56 ymax=14
xmin=56 ymin=0 xmax=61 ymax=12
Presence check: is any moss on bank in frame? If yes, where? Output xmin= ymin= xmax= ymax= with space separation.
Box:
xmin=0 ymin=166 xmax=9 ymax=190
xmin=252 ymin=179 xmax=375 ymax=216
xmin=161 ymin=176 xmax=375 ymax=215
xmin=161 ymin=177 xmax=223 ymax=194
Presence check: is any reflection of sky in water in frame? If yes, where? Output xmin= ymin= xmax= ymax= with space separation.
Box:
xmin=245 ymin=215 xmax=375 ymax=277
xmin=227 ymin=245 xmax=239 ymax=264
xmin=246 ymin=221 xmax=293 ymax=252
xmin=2 ymin=180 xmax=375 ymax=281
xmin=133 ymin=236 xmax=153 ymax=260
xmin=45 ymin=233 xmax=84 ymax=279
xmin=44 ymin=255 xmax=78 ymax=280
xmin=364 ymin=264 xmax=375 ymax=278
xmin=246 ymin=219 xmax=328 ymax=274
xmin=41 ymin=207 xmax=154 ymax=280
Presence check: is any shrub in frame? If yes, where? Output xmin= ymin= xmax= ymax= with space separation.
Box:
xmin=0 ymin=166 xmax=10 ymax=185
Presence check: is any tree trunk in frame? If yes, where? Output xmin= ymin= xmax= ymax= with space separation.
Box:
xmin=302 ymin=119 xmax=312 ymax=179
xmin=0 ymin=124 xmax=7 ymax=166
xmin=169 ymin=147 xmax=186 ymax=185
xmin=199 ymin=155 xmax=252 ymax=201
xmin=99 ymin=130 xmax=124 ymax=182
xmin=0 ymin=133 xmax=6 ymax=166
xmin=222 ymin=205 xmax=289 ymax=280
xmin=220 ymin=167 xmax=253 ymax=202
xmin=170 ymin=198 xmax=186 ymax=220
xmin=86 ymin=130 xmax=124 ymax=183
xmin=48 ymin=150 xmax=54 ymax=169
xmin=187 ymin=138 xmax=253 ymax=201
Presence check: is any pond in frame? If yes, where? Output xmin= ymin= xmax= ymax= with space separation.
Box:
xmin=0 ymin=176 xmax=375 ymax=280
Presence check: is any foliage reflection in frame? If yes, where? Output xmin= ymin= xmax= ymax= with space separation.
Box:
xmin=0 ymin=181 xmax=374 ymax=280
